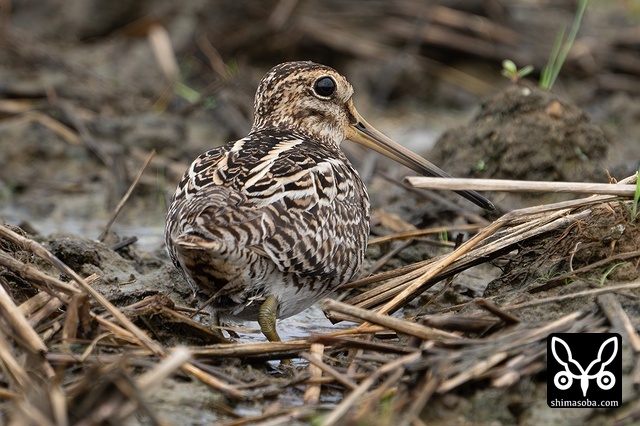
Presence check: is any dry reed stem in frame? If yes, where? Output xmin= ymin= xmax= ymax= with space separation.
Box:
xmin=303 ymin=343 xmax=324 ymax=404
xmin=406 ymin=176 xmax=639 ymax=196
xmin=191 ymin=339 xmax=311 ymax=358
xmin=322 ymin=299 xmax=459 ymax=341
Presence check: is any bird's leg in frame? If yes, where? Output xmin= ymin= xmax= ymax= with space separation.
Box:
xmin=258 ymin=295 xmax=293 ymax=367
xmin=258 ymin=294 xmax=281 ymax=342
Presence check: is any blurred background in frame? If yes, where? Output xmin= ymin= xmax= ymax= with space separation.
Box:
xmin=1 ymin=0 xmax=639 ymax=250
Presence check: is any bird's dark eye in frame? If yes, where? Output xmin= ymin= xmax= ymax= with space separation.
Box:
xmin=313 ymin=77 xmax=336 ymax=97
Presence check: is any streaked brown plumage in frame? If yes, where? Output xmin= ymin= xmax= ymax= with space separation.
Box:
xmin=165 ymin=61 xmax=493 ymax=342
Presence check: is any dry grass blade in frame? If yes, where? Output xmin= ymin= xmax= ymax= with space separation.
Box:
xmin=148 ymin=24 xmax=179 ymax=82
xmin=505 ymin=280 xmax=640 ymax=311
xmin=0 ymin=224 xmax=164 ymax=354
xmin=368 ymin=223 xmax=481 ymax=245
xmin=221 ymin=406 xmax=317 ymax=426
xmin=475 ymin=299 xmax=520 ymax=325
xmin=98 ymin=149 xmax=156 ymax=242
xmin=311 ymin=334 xmax=416 ymax=355
xmin=12 ymin=111 xmax=82 ymax=145
xmin=300 ymin=351 xmax=358 ymax=390
xmin=419 ymin=310 xmax=586 ymax=396
xmin=0 ymin=99 xmax=43 ymax=114
xmin=400 ymin=371 xmax=440 ymax=424
xmin=18 ymin=291 xmax=55 ymax=317
xmin=597 ymin=293 xmax=640 ymax=390
xmin=438 ymin=352 xmax=508 ymax=393
xmin=375 ymin=220 xmax=504 ymax=316
xmin=529 ymin=250 xmax=640 ymax=293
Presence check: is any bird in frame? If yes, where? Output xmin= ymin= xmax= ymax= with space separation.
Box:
xmin=165 ymin=61 xmax=494 ymax=343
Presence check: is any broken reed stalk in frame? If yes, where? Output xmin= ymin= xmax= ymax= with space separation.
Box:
xmin=322 ymin=299 xmax=459 ymax=341
xmin=303 ymin=343 xmax=325 ymax=404
xmin=0 ymin=276 xmax=48 ymax=355
xmin=0 ymin=328 xmax=31 ymax=390
xmin=405 ymin=176 xmax=639 ymax=196
xmin=98 ymin=149 xmax=156 ymax=242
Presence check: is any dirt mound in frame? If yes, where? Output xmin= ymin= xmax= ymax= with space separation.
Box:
xmin=430 ymin=82 xmax=610 ymax=211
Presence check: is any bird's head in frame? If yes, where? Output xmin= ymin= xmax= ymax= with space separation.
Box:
xmin=251 ymin=61 xmax=494 ymax=210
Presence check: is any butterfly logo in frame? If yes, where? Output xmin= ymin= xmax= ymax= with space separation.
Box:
xmin=551 ymin=335 xmax=617 ymax=397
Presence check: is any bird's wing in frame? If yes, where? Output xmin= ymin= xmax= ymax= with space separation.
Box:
xmin=167 ymin=135 xmax=368 ymax=280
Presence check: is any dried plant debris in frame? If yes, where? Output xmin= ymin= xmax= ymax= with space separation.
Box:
xmin=1 ymin=172 xmax=639 ymax=424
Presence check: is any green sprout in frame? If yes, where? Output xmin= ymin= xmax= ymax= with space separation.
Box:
xmin=501 ymin=59 xmax=534 ymax=84
xmin=540 ymin=0 xmax=589 ymax=90
xmin=174 ymin=81 xmax=202 ymax=104
xmin=593 ymin=263 xmax=625 ymax=286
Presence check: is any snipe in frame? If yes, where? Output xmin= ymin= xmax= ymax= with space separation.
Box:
xmin=165 ymin=61 xmax=494 ymax=342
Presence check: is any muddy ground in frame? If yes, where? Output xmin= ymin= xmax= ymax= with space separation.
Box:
xmin=1 ymin=1 xmax=640 ymax=425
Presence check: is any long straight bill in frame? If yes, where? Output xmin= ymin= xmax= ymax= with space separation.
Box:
xmin=346 ymin=106 xmax=495 ymax=211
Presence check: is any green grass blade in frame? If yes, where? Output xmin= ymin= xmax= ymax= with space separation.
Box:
xmin=540 ymin=0 xmax=589 ymax=89
xmin=541 ymin=29 xmax=565 ymax=89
